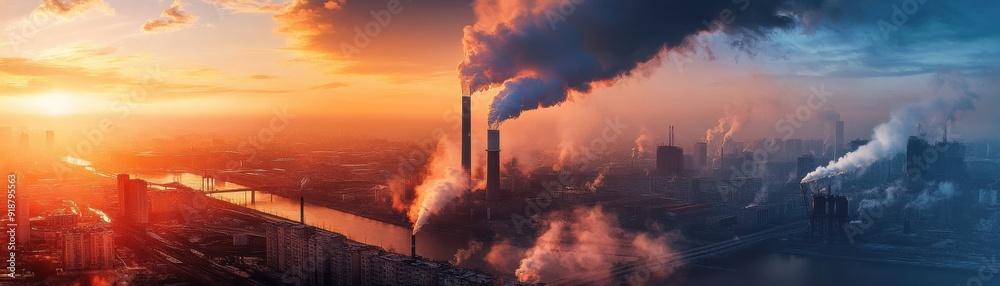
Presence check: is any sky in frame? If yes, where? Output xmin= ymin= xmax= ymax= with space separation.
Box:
xmin=0 ymin=0 xmax=998 ymax=145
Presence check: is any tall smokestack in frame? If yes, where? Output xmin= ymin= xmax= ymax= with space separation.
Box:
xmin=411 ymin=233 xmax=417 ymax=258
xmin=487 ymin=129 xmax=501 ymax=200
xmin=462 ymin=95 xmax=472 ymax=176
xmin=835 ymin=120 xmax=844 ymax=158
xmin=299 ymin=196 xmax=305 ymax=224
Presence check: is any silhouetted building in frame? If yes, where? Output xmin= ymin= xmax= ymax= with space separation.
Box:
xmin=45 ymin=130 xmax=54 ymax=152
xmin=486 ymin=129 xmax=501 ymax=200
xmin=63 ymin=224 xmax=114 ymax=271
xmin=797 ymin=155 xmax=817 ymax=181
xmin=47 ymin=212 xmax=80 ymax=228
xmin=123 ymin=179 xmax=149 ymax=225
xmin=835 ymin=120 xmax=844 ymax=158
xmin=906 ymin=136 xmax=967 ymax=184
xmin=656 ymin=146 xmax=684 ymax=176
xmin=849 ymin=139 xmax=869 ymax=152
xmin=462 ymin=95 xmax=471 ymax=176
xmin=116 ymin=174 xmax=130 ymax=219
xmin=694 ymin=142 xmax=708 ymax=169
xmin=17 ymin=132 xmax=28 ymax=152
xmin=266 ymin=222 xmax=345 ymax=286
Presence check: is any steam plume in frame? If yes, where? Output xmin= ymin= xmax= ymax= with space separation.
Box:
xmin=634 ymin=127 xmax=652 ymax=155
xmin=450 ymin=240 xmax=484 ymax=266
xmin=585 ymin=168 xmax=608 ymax=192
xmin=460 ymin=0 xmax=842 ymax=125
xmin=908 ymin=181 xmax=958 ymax=210
xmin=512 ymin=206 xmax=677 ymax=283
xmin=409 ymin=138 xmax=472 ymax=234
xmin=802 ymin=71 xmax=979 ymax=183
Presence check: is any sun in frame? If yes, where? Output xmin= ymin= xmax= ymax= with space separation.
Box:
xmin=31 ymin=92 xmax=76 ymax=116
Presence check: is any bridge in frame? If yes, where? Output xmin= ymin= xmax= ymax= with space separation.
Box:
xmin=147 ymin=173 xmax=267 ymax=204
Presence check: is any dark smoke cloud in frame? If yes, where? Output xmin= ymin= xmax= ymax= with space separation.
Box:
xmin=460 ymin=0 xmax=855 ymax=124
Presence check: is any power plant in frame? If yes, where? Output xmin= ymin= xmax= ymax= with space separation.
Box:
xmin=486 ymin=129 xmax=501 ymax=200
xmin=462 ymin=95 xmax=472 ymax=176
xmin=655 ymin=126 xmax=684 ymax=176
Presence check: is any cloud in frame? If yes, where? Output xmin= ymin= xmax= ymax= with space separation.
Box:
xmin=203 ymin=0 xmax=285 ymax=13
xmin=310 ymin=82 xmax=348 ymax=89
xmin=142 ymin=0 xmax=200 ymax=33
xmin=32 ymin=0 xmax=115 ymax=19
xmin=249 ymin=74 xmax=278 ymax=79
xmin=273 ymin=0 xmax=474 ymax=78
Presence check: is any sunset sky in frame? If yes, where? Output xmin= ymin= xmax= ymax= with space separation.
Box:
xmin=1 ymin=0 xmax=998 ymax=143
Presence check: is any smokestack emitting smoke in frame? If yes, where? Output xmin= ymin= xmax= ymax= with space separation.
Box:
xmin=411 ymin=233 xmax=417 ymax=258
xmin=460 ymin=0 xmax=839 ymax=126
xmin=409 ymin=138 xmax=472 ymax=234
xmin=802 ymin=71 xmax=979 ymax=183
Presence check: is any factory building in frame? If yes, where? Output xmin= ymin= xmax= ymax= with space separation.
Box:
xmin=906 ymin=136 xmax=967 ymax=185
xmin=656 ymin=126 xmax=684 ymax=176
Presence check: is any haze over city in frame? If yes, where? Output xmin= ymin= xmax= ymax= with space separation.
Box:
xmin=1 ymin=0 xmax=998 ymax=285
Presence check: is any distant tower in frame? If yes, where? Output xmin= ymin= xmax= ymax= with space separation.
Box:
xmin=835 ymin=120 xmax=844 ymax=158
xmin=486 ymin=129 xmax=501 ymax=200
xmin=116 ymin=174 xmax=130 ymax=219
xmin=695 ymin=142 xmax=708 ymax=170
xmin=462 ymin=95 xmax=472 ymax=176
xmin=797 ymin=155 xmax=816 ymax=181
xmin=656 ymin=126 xmax=683 ymax=176
xmin=45 ymin=130 xmax=54 ymax=152
xmin=124 ymin=179 xmax=149 ymax=225
xmin=18 ymin=133 xmax=28 ymax=151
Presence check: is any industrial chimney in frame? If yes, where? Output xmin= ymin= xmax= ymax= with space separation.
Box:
xmin=462 ymin=95 xmax=472 ymax=177
xmin=411 ymin=233 xmax=417 ymax=258
xmin=486 ymin=129 xmax=501 ymax=200
xmin=299 ymin=196 xmax=305 ymax=224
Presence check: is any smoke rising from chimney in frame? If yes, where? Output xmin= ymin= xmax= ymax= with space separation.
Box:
xmin=460 ymin=0 xmax=846 ymax=125
xmin=409 ymin=138 xmax=472 ymax=234
xmin=802 ymin=70 xmax=979 ymax=183
xmin=450 ymin=240 xmax=484 ymax=266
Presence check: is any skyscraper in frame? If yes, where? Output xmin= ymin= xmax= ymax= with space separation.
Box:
xmin=835 ymin=120 xmax=844 ymax=158
xmin=656 ymin=146 xmax=684 ymax=176
xmin=45 ymin=130 xmax=54 ymax=152
xmin=63 ymin=224 xmax=114 ymax=271
xmin=117 ymin=174 xmax=130 ymax=219
xmin=124 ymin=179 xmax=149 ymax=225
xmin=695 ymin=142 xmax=708 ymax=169
xmin=17 ymin=133 xmax=28 ymax=152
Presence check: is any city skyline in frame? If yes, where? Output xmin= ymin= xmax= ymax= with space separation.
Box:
xmin=1 ymin=0 xmax=999 ymax=285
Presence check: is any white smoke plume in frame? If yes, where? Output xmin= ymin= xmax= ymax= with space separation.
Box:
xmin=450 ymin=240 xmax=484 ymax=266
xmin=635 ymin=127 xmax=652 ymax=155
xmin=746 ymin=182 xmax=771 ymax=208
xmin=907 ymin=181 xmax=959 ymax=210
xmin=857 ymin=180 xmax=906 ymax=215
xmin=802 ymin=71 xmax=979 ymax=183
xmin=511 ymin=206 xmax=678 ymax=284
xmin=409 ymin=138 xmax=472 ymax=234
